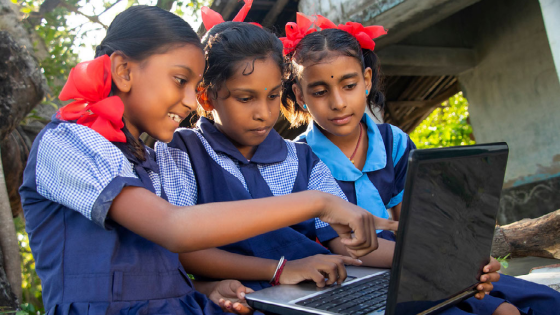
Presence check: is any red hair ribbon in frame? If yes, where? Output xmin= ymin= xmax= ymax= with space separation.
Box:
xmin=57 ymin=55 xmax=126 ymax=143
xmin=315 ymin=15 xmax=387 ymax=51
xmin=279 ymin=12 xmax=316 ymax=55
xmin=201 ymin=0 xmax=262 ymax=31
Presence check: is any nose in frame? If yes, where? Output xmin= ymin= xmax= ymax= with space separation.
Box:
xmin=330 ymin=89 xmax=346 ymax=111
xmin=253 ymin=98 xmax=271 ymax=122
xmin=182 ymin=86 xmax=197 ymax=113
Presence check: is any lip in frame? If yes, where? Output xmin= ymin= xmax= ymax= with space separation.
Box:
xmin=168 ymin=112 xmax=186 ymax=125
xmin=329 ymin=114 xmax=353 ymax=126
xmin=248 ymin=126 xmax=270 ymax=136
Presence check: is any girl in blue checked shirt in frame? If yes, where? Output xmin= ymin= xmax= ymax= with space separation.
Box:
xmin=155 ymin=17 xmax=500 ymax=311
xmin=18 ymin=6 xmax=383 ymax=315
xmin=281 ymin=18 xmax=560 ymax=315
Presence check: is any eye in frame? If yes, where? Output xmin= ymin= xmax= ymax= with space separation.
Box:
xmin=268 ymin=93 xmax=281 ymax=100
xmin=236 ymin=96 xmax=252 ymax=103
xmin=344 ymin=83 xmax=357 ymax=90
xmin=312 ymin=89 xmax=327 ymax=97
xmin=174 ymin=77 xmax=187 ymax=86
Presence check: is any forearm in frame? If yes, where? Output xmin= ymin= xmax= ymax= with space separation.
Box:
xmin=390 ymin=203 xmax=402 ymax=221
xmin=327 ymin=237 xmax=395 ymax=268
xmin=110 ymin=187 xmax=328 ymax=253
xmin=180 ymin=248 xmax=278 ymax=281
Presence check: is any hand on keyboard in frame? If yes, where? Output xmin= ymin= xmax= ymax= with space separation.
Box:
xmin=279 ymin=254 xmax=363 ymax=287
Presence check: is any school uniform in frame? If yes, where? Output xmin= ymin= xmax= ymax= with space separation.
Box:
xmin=156 ymin=117 xmax=345 ymax=291
xmin=298 ymin=113 xmax=560 ymax=315
xmin=19 ymin=117 xmax=227 ymax=315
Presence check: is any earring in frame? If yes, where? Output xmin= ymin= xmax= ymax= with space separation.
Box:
xmin=303 ymin=104 xmax=307 ymax=110
xmin=366 ymin=89 xmax=369 ymax=95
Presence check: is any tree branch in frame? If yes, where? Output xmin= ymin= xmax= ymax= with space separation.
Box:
xmin=59 ymin=2 xmax=109 ymax=29
xmin=98 ymin=0 xmax=125 ymax=16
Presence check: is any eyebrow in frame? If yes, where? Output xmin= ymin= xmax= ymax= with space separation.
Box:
xmin=231 ymin=84 xmax=283 ymax=93
xmin=307 ymin=72 xmax=360 ymax=89
xmin=173 ymin=65 xmax=195 ymax=76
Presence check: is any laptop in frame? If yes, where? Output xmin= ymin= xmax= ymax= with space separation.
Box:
xmin=246 ymin=143 xmax=509 ymax=315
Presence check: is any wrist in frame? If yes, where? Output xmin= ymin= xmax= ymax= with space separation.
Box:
xmin=307 ymin=190 xmax=329 ymax=217
xmin=270 ymin=256 xmax=287 ymax=286
xmin=191 ymin=279 xmax=219 ymax=296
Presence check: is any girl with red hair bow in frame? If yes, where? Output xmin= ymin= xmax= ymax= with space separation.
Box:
xmin=282 ymin=15 xmax=560 ymax=315
xmin=18 ymin=5 xmax=382 ymax=315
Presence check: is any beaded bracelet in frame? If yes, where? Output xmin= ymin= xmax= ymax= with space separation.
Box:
xmin=270 ymin=256 xmax=287 ymax=286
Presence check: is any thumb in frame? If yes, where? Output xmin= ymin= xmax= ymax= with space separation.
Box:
xmin=234 ymin=283 xmax=254 ymax=300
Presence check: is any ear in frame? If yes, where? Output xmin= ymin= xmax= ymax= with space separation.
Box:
xmin=364 ymin=67 xmax=373 ymax=93
xmin=292 ymin=83 xmax=307 ymax=111
xmin=110 ymin=52 xmax=132 ymax=93
xmin=197 ymin=87 xmax=214 ymax=111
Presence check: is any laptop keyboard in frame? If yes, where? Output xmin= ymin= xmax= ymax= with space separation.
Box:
xmin=295 ymin=272 xmax=390 ymax=314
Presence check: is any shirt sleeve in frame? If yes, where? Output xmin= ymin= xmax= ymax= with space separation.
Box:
xmin=35 ymin=123 xmax=143 ymax=228
xmin=307 ymin=160 xmax=348 ymax=242
xmin=154 ymin=139 xmax=198 ymax=207
xmin=387 ymin=125 xmax=417 ymax=208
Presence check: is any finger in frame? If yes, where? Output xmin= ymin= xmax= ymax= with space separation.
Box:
xmin=480 ymin=272 xmax=500 ymax=283
xmin=323 ymin=262 xmax=339 ymax=286
xmin=475 ymin=291 xmax=485 ymax=300
xmin=340 ymin=214 xmax=368 ymax=248
xmin=311 ymin=270 xmax=327 ymax=288
xmin=374 ymin=217 xmax=399 ymax=232
xmin=232 ymin=302 xmax=254 ymax=315
xmin=477 ymin=282 xmax=493 ymax=294
xmin=234 ymin=283 xmax=250 ymax=301
xmin=220 ymin=299 xmax=233 ymax=311
xmin=334 ymin=258 xmax=348 ymax=283
xmin=484 ymin=257 xmax=501 ymax=273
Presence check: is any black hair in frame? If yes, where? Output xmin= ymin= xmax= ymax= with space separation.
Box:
xmin=282 ymin=28 xmax=385 ymax=127
xmin=95 ymin=5 xmax=202 ymax=160
xmin=197 ymin=22 xmax=284 ymax=119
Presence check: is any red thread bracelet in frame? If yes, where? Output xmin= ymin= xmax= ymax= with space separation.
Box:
xmin=271 ymin=258 xmax=287 ymax=286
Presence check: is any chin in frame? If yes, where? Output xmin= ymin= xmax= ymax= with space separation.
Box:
xmin=153 ymin=132 xmax=174 ymax=144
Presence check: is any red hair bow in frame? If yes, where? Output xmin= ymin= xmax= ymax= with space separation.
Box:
xmin=279 ymin=13 xmax=316 ymax=55
xmin=201 ymin=0 xmax=261 ymax=31
xmin=315 ymin=15 xmax=387 ymax=51
xmin=57 ymin=55 xmax=126 ymax=143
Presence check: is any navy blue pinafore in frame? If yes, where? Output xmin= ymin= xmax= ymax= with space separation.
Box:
xmin=19 ymin=118 xmax=227 ymax=315
xmin=161 ymin=118 xmax=344 ymax=291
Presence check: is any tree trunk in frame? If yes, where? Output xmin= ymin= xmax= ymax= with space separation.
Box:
xmin=0 ymin=24 xmax=48 ymax=307
xmin=0 ymin=147 xmax=20 ymax=307
xmin=0 ymin=244 xmax=18 ymax=310
xmin=492 ymin=209 xmax=560 ymax=259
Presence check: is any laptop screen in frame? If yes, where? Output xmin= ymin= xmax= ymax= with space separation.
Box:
xmin=390 ymin=145 xmax=508 ymax=314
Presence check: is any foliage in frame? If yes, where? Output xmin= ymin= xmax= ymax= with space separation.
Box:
xmin=496 ymin=254 xmax=511 ymax=269
xmin=14 ymin=217 xmax=43 ymax=314
xmin=410 ymin=92 xmax=475 ymax=149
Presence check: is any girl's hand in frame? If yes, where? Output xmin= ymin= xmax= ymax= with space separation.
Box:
xmin=279 ymin=254 xmax=362 ymax=287
xmin=474 ymin=257 xmax=501 ymax=300
xmin=206 ymin=280 xmax=255 ymax=314
xmin=319 ymin=194 xmax=399 ymax=258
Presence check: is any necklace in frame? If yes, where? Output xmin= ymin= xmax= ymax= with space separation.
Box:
xmin=350 ymin=123 xmax=363 ymax=164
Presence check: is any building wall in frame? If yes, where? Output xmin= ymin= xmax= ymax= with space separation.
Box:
xmin=457 ymin=0 xmax=560 ymax=188
xmin=539 ymin=0 xmax=560 ymax=84
xmin=299 ymin=0 xmax=405 ymax=25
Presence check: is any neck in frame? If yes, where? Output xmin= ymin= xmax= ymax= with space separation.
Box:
xmin=320 ymin=122 xmax=362 ymax=152
xmin=214 ymin=124 xmax=258 ymax=161
xmin=123 ymin=116 xmax=141 ymax=140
